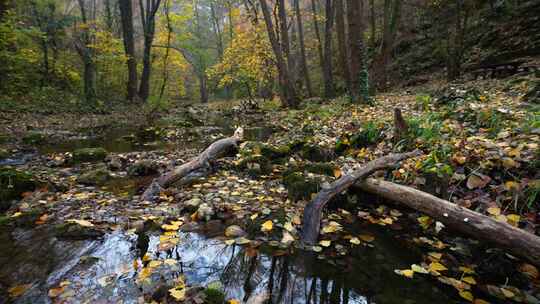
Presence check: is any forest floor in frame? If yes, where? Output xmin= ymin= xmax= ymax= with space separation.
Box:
xmin=0 ymin=75 xmax=539 ymax=303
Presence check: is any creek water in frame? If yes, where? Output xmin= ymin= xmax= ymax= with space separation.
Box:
xmin=0 ymin=117 xmax=461 ymax=304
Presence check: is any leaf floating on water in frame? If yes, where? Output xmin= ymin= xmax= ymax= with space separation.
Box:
xmin=169 ymin=287 xmax=186 ymax=301
xmin=8 ymin=284 xmax=32 ymax=298
xmin=161 ymin=220 xmax=183 ymax=231
xmin=411 ymin=264 xmax=429 ymax=274
xmin=500 ymin=288 xmax=515 ymax=298
xmin=429 ymin=262 xmax=448 ymax=274
xmin=459 ymin=290 xmax=474 ymax=302
xmin=261 ymin=220 xmax=273 ymax=232
xmin=67 ymin=219 xmax=94 ymax=227
xmin=359 ymin=234 xmax=375 ymax=242
xmin=48 ymin=286 xmax=65 ymax=298
xmin=319 ymin=240 xmax=331 ymax=247
xmin=394 ymin=269 xmax=414 ymax=278
xmin=462 ymin=276 xmax=477 ymax=285
xmin=228 ymin=300 xmax=241 ymax=304
xmin=349 ymin=237 xmax=361 ymax=245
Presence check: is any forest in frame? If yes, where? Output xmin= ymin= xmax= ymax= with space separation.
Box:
xmin=0 ymin=0 xmax=539 ymax=303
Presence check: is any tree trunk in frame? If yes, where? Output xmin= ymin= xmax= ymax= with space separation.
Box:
xmin=199 ymin=72 xmax=209 ymax=103
xmin=141 ymin=128 xmax=244 ymax=202
xmin=77 ymin=0 xmax=97 ymax=105
xmin=119 ymin=0 xmax=138 ymax=102
xmin=310 ymin=0 xmax=325 ymax=88
xmin=322 ymin=0 xmax=335 ymax=98
xmin=138 ymin=0 xmax=162 ymax=102
xmin=335 ymin=0 xmax=351 ymax=94
xmin=357 ymin=178 xmax=540 ymax=267
xmin=259 ymin=0 xmax=299 ymax=108
xmin=379 ymin=0 xmax=401 ymax=88
xmin=347 ymin=0 xmax=368 ymax=102
xmin=301 ymin=150 xmax=421 ymax=244
xmin=294 ymin=0 xmax=313 ymax=97
xmin=370 ymin=0 xmax=376 ymax=47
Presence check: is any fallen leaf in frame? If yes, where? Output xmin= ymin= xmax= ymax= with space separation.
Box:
xmin=429 ymin=262 xmax=448 ymax=273
xmin=319 ymin=240 xmax=331 ymax=247
xmin=359 ymin=234 xmax=375 ymax=242
xmin=66 ymin=219 xmax=94 ymax=227
xmin=467 ymin=174 xmax=491 ymax=189
xmin=169 ymin=287 xmax=186 ymax=301
xmin=394 ymin=269 xmax=414 ymax=278
xmin=350 ymin=237 xmax=361 ymax=245
xmin=261 ymin=220 xmax=273 ymax=232
xmin=411 ymin=264 xmax=429 ymax=274
xmin=8 ymin=284 xmax=32 ymax=298
xmin=487 ymin=207 xmax=501 ymax=216
xmin=459 ymin=290 xmax=474 ymax=302
xmin=462 ymin=276 xmax=477 ymax=285
xmin=48 ymin=286 xmax=65 ymax=298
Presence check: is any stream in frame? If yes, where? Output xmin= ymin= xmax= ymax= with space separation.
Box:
xmin=0 ymin=115 xmax=462 ymax=304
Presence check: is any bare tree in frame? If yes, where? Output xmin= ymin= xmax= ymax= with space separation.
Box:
xmin=119 ymin=0 xmax=138 ymax=102
xmin=138 ymin=0 xmax=162 ymax=102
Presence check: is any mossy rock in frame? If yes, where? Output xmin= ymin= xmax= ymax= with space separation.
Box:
xmin=127 ymin=160 xmax=159 ymax=177
xmin=0 ymin=148 xmax=9 ymax=159
xmin=22 ymin=132 xmax=46 ymax=145
xmin=260 ymin=144 xmax=291 ymax=160
xmin=54 ymin=222 xmax=104 ymax=240
xmin=299 ymin=144 xmax=335 ymax=162
xmin=11 ymin=208 xmax=43 ymax=228
xmin=304 ymin=162 xmax=337 ymax=176
xmin=77 ymin=167 xmax=112 ymax=185
xmin=282 ymin=171 xmax=321 ymax=201
xmin=237 ymin=155 xmax=273 ymax=177
xmin=72 ymin=147 xmax=108 ymax=163
xmin=203 ymin=286 xmax=225 ymax=304
xmin=0 ymin=134 xmax=10 ymax=144
xmin=0 ymin=167 xmax=36 ymax=210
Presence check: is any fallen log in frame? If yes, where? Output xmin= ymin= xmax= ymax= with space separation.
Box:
xmin=356 ymin=178 xmax=540 ymax=267
xmin=141 ymin=127 xmax=244 ymax=202
xmin=300 ymin=150 xmax=421 ymax=244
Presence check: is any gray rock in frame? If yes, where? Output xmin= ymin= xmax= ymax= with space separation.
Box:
xmin=197 ymin=203 xmax=215 ymax=221
xmin=224 ymin=225 xmax=246 ymax=238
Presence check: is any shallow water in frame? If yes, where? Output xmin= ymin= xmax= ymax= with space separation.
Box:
xmin=0 ymin=223 xmax=458 ymax=304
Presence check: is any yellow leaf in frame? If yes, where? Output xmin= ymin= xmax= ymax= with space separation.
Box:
xmin=322 ymin=221 xmax=342 ymax=233
xmin=462 ymin=276 xmax=477 ymax=285
xmin=380 ymin=217 xmax=393 ymax=225
xmin=417 ymin=216 xmax=433 ymax=229
xmin=359 ymin=234 xmax=375 ymax=242
xmin=148 ymin=260 xmax=163 ymax=268
xmin=11 ymin=212 xmax=22 ymax=218
xmin=169 ymin=287 xmax=186 ymax=301
xmin=411 ymin=264 xmax=429 ymax=274
xmin=394 ymin=269 xmax=414 ymax=278
xmin=333 ymin=168 xmax=342 ymax=178
xmin=261 ymin=220 xmax=273 ymax=232
xmin=312 ymin=246 xmax=323 ymax=252
xmin=8 ymin=284 xmax=32 ymax=298
xmin=48 ymin=286 xmax=65 ymax=298
xmin=429 ymin=252 xmax=443 ymax=260
xmin=487 ymin=207 xmax=501 ymax=216
xmin=506 ymin=214 xmax=520 ymax=226
xmin=350 ymin=237 xmax=361 ymax=245
xmin=459 ymin=290 xmax=474 ymax=302
xmin=429 ymin=262 xmax=448 ymax=272
xmin=500 ymin=288 xmax=515 ymax=298
xmin=459 ymin=266 xmax=475 ymax=274
xmin=228 ymin=300 xmax=241 ymax=304
xmin=67 ymin=219 xmax=94 ymax=227
xmin=319 ymin=240 xmax=331 ymax=247
xmin=164 ymin=259 xmax=177 ymax=266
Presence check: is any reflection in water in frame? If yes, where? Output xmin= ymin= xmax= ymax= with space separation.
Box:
xmin=0 ymin=227 xmax=456 ymax=304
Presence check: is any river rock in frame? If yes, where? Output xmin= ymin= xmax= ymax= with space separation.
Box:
xmin=0 ymin=168 xmax=36 ymax=212
xmin=106 ymin=155 xmax=124 ymax=171
xmin=184 ymin=197 xmax=203 ymax=212
xmin=22 ymin=131 xmax=46 ymax=145
xmin=127 ymin=160 xmax=158 ymax=177
xmin=0 ymin=148 xmax=8 ymax=159
xmin=197 ymin=203 xmax=215 ymax=221
xmin=72 ymin=148 xmax=108 ymax=163
xmin=224 ymin=225 xmax=246 ymax=238
xmin=77 ymin=167 xmax=112 ymax=185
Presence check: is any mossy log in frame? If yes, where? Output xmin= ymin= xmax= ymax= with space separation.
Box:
xmin=301 ymin=150 xmax=422 ymax=244
xmin=356 ymin=178 xmax=540 ymax=267
xmin=141 ymin=128 xmax=244 ymax=202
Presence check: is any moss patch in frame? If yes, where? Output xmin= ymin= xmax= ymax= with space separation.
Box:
xmin=72 ymin=148 xmax=108 ymax=163
xmin=299 ymin=144 xmax=334 ymax=162
xmin=22 ymin=131 xmax=46 ymax=145
xmin=282 ymin=171 xmax=321 ymax=201
xmin=77 ymin=167 xmax=112 ymax=185
xmin=0 ymin=168 xmax=36 ymax=210
xmin=237 ymin=155 xmax=273 ymax=177
xmin=203 ymin=287 xmax=225 ymax=304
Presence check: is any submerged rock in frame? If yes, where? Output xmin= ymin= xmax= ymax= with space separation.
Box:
xmin=197 ymin=203 xmax=215 ymax=221
xmin=0 ymin=167 xmax=36 ymax=212
xmin=127 ymin=160 xmax=158 ymax=177
xmin=282 ymin=171 xmax=321 ymax=201
xmin=77 ymin=167 xmax=112 ymax=185
xmin=224 ymin=225 xmax=246 ymax=238
xmin=72 ymin=147 xmax=108 ymax=163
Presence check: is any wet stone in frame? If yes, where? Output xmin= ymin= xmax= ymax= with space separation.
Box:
xmin=72 ymin=147 xmax=108 ymax=163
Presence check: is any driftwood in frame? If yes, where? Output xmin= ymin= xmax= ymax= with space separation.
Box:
xmin=141 ymin=128 xmax=244 ymax=202
xmin=300 ymin=150 xmax=421 ymax=244
xmin=356 ymin=178 xmax=540 ymax=267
